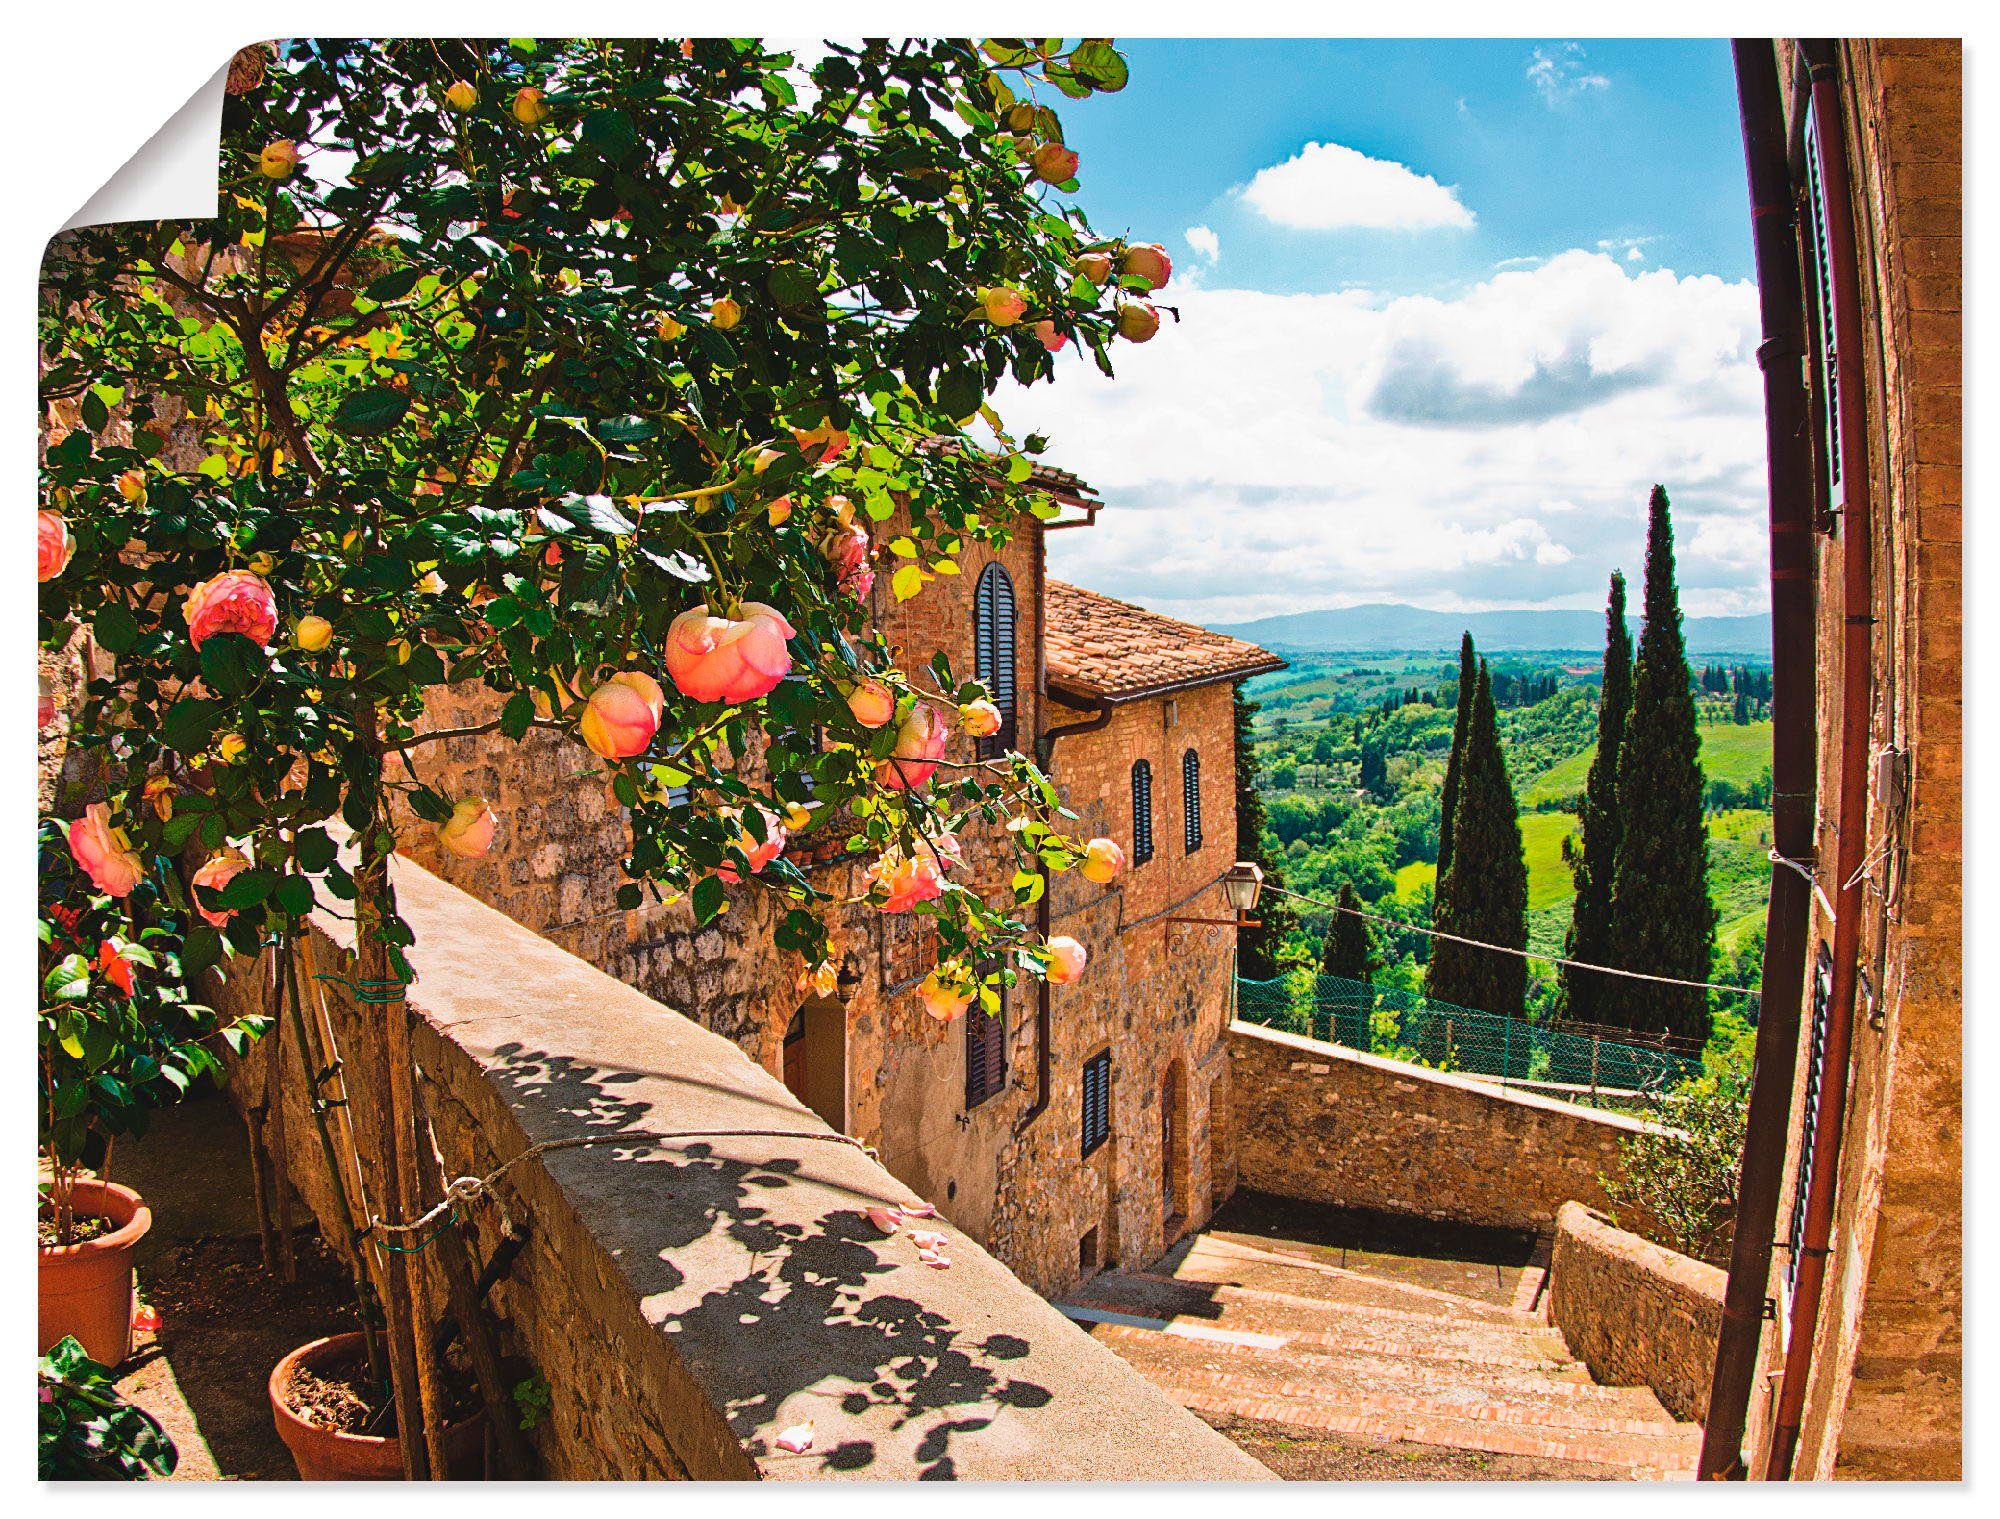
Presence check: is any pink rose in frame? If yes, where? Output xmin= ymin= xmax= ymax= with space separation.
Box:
xmin=579 ymin=670 xmax=665 ymax=759
xmin=1046 ymin=934 xmax=1088 ymax=985
xmin=867 ymin=850 xmax=948 ymax=914
xmin=958 ymin=698 xmax=1002 ymax=738
xmin=68 ymin=804 xmax=145 ymax=899
xmin=1031 ymin=143 xmax=1080 ymax=183
xmin=1080 ymin=836 xmax=1126 ymax=885
xmin=877 ymin=702 xmax=950 ymax=790
xmin=1122 ymin=242 xmax=1173 ymax=291
xmin=822 ymin=522 xmax=874 ymax=600
xmin=190 ymin=850 xmax=251 ymax=926
xmin=717 ymin=806 xmax=787 ymax=883
xmin=1033 ymin=320 xmax=1068 ymax=353
xmin=438 ymin=798 xmax=498 ymax=860
xmin=1116 ymin=301 xmax=1160 ymax=344
xmin=847 ymin=679 xmax=896 ymax=729
xmin=665 ymin=602 xmax=795 ymax=704
xmin=919 ymin=964 xmax=974 ymax=1023
xmin=38 ymin=511 xmax=74 ymax=582
xmin=183 ymin=570 xmax=278 ymax=650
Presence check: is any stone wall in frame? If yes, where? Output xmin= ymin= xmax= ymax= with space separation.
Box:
xmin=220 ymin=850 xmax=1271 ymax=1481
xmin=1547 ymin=1202 xmax=1724 ymax=1424
xmin=1754 ymin=38 xmax=1962 ymax=1481
xmin=1226 ymin=1021 xmax=1651 ymax=1235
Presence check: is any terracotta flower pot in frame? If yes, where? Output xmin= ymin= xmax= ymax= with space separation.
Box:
xmin=38 ymin=1177 xmax=151 ymax=1367
xmin=269 ymin=1333 xmax=487 ymax=1480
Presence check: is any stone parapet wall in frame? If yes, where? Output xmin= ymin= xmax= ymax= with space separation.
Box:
xmin=1547 ymin=1202 xmax=1724 ymax=1423
xmin=1226 ymin=1021 xmax=1650 ymax=1234
xmin=220 ymin=850 xmax=1271 ymax=1481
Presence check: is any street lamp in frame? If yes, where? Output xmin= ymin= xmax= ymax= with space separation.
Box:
xmin=834 ymin=955 xmax=863 ymax=1006
xmin=1222 ymin=861 xmax=1265 ymax=916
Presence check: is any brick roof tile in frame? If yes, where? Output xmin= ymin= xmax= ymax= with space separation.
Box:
xmin=1045 ymin=581 xmax=1286 ymax=702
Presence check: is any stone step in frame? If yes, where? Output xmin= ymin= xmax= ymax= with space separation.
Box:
xmin=1167 ymin=1378 xmax=1698 ymax=1479
xmin=1173 ymin=1234 xmax=1541 ymax=1326
xmin=1078 ymin=1318 xmax=1673 ymax=1426
xmin=1106 ymin=1268 xmax=1570 ymax=1345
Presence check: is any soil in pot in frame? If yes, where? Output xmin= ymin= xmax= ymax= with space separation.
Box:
xmin=271 ymin=1332 xmax=487 ymax=1480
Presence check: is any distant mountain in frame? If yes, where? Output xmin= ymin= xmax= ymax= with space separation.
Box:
xmin=1215 ymin=602 xmax=1772 ymax=656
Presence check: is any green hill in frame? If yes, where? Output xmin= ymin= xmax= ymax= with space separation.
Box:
xmin=1524 ymin=719 xmax=1772 ymax=806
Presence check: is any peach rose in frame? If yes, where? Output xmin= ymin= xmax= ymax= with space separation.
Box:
xmin=1046 ymin=935 xmax=1088 ymax=986
xmin=877 ymin=702 xmax=950 ymax=790
xmin=1033 ymin=319 xmax=1068 ymax=353
xmin=259 ymin=139 xmax=299 ymax=179
xmin=68 ymin=804 xmax=144 ymax=899
xmin=979 ymin=286 xmax=1028 ymax=327
xmin=664 ymin=602 xmax=795 ymax=704
xmin=919 ymin=963 xmax=975 ymax=1023
xmin=1030 ymin=142 xmax=1079 ymax=183
xmin=438 ymin=797 xmax=498 ymax=860
xmin=183 ymin=570 xmax=278 ymax=650
xmin=512 ymin=87 xmax=550 ymax=126
xmin=846 ymin=679 xmax=896 ymax=729
xmin=38 ymin=512 xmax=74 ymax=581
xmin=1080 ymin=836 xmax=1127 ymax=885
xmin=1075 ymin=251 xmax=1113 ymax=284
xmin=766 ymin=495 xmax=793 ymax=526
xmin=1116 ymin=300 xmax=1160 ymax=343
xmin=579 ymin=670 xmax=665 ymax=760
xmin=865 ymin=830 xmax=962 ymax=914
xmin=717 ymin=806 xmax=787 ymax=883
xmin=293 ymin=615 xmax=334 ymax=652
xmin=822 ymin=522 xmax=874 ymax=600
xmin=191 ymin=850 xmax=251 ymax=926
xmin=1122 ymin=242 xmax=1173 ymax=291
xmin=710 ymin=297 xmax=743 ymax=330
xmin=958 ymin=698 xmax=1002 ymax=738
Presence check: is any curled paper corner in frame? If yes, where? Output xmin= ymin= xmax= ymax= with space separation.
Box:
xmin=61 ymin=61 xmax=229 ymax=233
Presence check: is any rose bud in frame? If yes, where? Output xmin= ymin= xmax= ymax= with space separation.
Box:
xmin=579 ymin=670 xmax=665 ymax=760
xmin=767 ymin=495 xmax=793 ymax=527
xmin=294 ymin=614 xmax=334 ymax=652
xmin=1031 ymin=143 xmax=1080 ymax=184
xmin=979 ymin=286 xmax=1028 ymax=327
xmin=183 ymin=569 xmax=278 ymax=650
xmin=822 ymin=521 xmax=874 ymax=600
xmin=959 ymin=698 xmax=1003 ymax=738
xmin=68 ymin=803 xmax=145 ymax=898
xmin=1033 ymin=320 xmax=1068 ymax=353
xmin=716 ymin=805 xmax=787 ymax=883
xmin=37 ymin=511 xmax=74 ymax=582
xmin=781 ymin=800 xmax=815 ymax=832
xmin=259 ymin=140 xmax=300 ymax=179
xmin=710 ymin=297 xmax=743 ymax=330
xmin=438 ymin=797 xmax=498 ymax=859
xmin=1116 ymin=300 xmax=1160 ymax=343
xmin=846 ymin=679 xmax=897 ymax=729
xmin=143 ymin=776 xmax=175 ymax=821
xmin=1046 ymin=935 xmax=1088 ymax=985
xmin=657 ymin=312 xmax=687 ymax=341
xmin=664 ymin=602 xmax=795 ymax=704
xmin=116 ymin=470 xmax=149 ymax=503
xmin=215 ymin=733 xmax=247 ymax=764
xmin=191 ymin=849 xmax=251 ymax=926
xmin=1122 ymin=242 xmax=1173 ymax=291
xmin=512 ymin=87 xmax=551 ymax=126
xmin=96 ymin=940 xmax=137 ymax=998
xmin=1080 ymin=836 xmax=1128 ymax=884
xmin=876 ymin=702 xmax=950 ymax=790
xmin=1005 ymin=103 xmax=1037 ymax=132
xmin=1075 ymin=251 xmax=1114 ymax=284
xmin=444 ymin=80 xmax=478 ymax=112
xmin=919 ymin=964 xmax=974 ymax=1023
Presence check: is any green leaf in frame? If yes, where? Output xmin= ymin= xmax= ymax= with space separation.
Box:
xmin=581 ymin=107 xmax=637 ymax=161
xmin=331 ymin=387 xmax=412 ymax=437
xmin=272 ymin=875 xmax=315 ymax=918
xmin=576 ymin=494 xmax=636 ymax=537
xmin=294 ymin=827 xmax=337 ymax=873
xmin=218 ymin=868 xmax=276 ymax=909
xmin=767 ymin=262 xmax=819 ymax=309
xmin=408 ymin=788 xmax=454 ymax=824
xmin=936 ymin=369 xmax=981 ymax=422
xmin=1069 ymin=41 xmax=1130 ymax=92
xmin=93 ymin=602 xmax=139 ymax=655
xmin=198 ymin=633 xmax=261 ymax=695
xmin=363 ymin=266 xmax=424 ymax=302
xmin=691 ymin=873 xmax=726 ymax=925
xmin=500 ymin=691 xmax=535 ymax=741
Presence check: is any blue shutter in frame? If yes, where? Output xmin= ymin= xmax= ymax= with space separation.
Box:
xmin=973 ymin=564 xmax=1018 ymax=759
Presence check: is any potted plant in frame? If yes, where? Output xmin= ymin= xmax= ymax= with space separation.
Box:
xmin=37 ymin=820 xmax=270 ymax=1366
xmin=39 ymin=1335 xmax=179 ymax=1480
xmin=269 ymin=1333 xmax=487 ymax=1481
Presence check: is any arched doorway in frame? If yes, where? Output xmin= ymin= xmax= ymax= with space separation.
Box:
xmin=781 ymin=999 xmax=849 ymax=1132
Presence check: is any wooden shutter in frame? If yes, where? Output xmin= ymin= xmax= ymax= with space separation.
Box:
xmin=1182 ymin=748 xmax=1202 ymax=854
xmin=1081 ymin=1050 xmax=1112 ymax=1156
xmin=974 ymin=564 xmax=1018 ymax=760
xmin=1801 ymin=104 xmax=1845 ymax=512
xmin=1784 ymin=946 xmax=1836 ymax=1332
xmin=1131 ymin=761 xmax=1154 ymax=864
xmin=965 ymin=984 xmax=1007 ymax=1108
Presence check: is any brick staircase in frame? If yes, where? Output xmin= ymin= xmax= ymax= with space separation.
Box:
xmin=1057 ymin=1231 xmax=1701 ymax=1479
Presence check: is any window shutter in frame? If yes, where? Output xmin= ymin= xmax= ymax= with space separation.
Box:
xmin=1786 ymin=946 xmax=1837 ymax=1326
xmin=1802 ymin=105 xmax=1845 ymax=511
xmin=1081 ymin=1050 xmax=1112 ymax=1156
xmin=1131 ymin=761 xmax=1154 ymax=864
xmin=974 ymin=564 xmax=1018 ymax=760
xmin=965 ymin=983 xmax=1007 ymax=1108
xmin=1182 ymin=748 xmax=1202 ymax=854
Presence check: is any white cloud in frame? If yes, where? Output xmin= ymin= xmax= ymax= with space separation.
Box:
xmin=1185 ymin=225 xmax=1220 ymax=263
xmin=1239 ymin=141 xmax=1475 ymax=232
xmin=1000 ymin=252 xmax=1765 ymax=624
xmin=1527 ymin=43 xmax=1611 ymax=107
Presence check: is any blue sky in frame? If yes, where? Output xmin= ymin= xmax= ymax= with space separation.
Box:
xmin=1002 ymin=39 xmax=1770 ymax=624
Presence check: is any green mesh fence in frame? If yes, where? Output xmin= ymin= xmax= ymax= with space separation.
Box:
xmin=1235 ymin=973 xmax=1701 ymax=1096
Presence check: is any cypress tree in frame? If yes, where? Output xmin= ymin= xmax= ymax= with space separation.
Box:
xmin=1435 ymin=632 xmax=1477 ymax=879
xmin=1606 ymin=486 xmax=1716 ymax=1043
xmin=1557 ymin=572 xmax=1633 ymax=1024
xmin=1232 ymin=684 xmax=1296 ymax=980
xmin=1319 ymin=884 xmax=1377 ymax=980
xmin=1426 ymin=661 xmax=1528 ymax=1018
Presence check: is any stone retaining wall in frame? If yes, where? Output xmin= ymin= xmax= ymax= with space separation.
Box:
xmin=221 ymin=851 xmax=1270 ymax=1481
xmin=1226 ymin=1021 xmax=1651 ymax=1234
xmin=1548 ymin=1202 xmax=1724 ymax=1423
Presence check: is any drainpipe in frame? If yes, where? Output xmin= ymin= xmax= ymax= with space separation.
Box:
xmin=1017 ymin=525 xmax=1113 ymax=1136
xmin=1764 ymin=38 xmax=1875 ymax=1482
xmin=1699 ymin=37 xmax=1822 ymax=1479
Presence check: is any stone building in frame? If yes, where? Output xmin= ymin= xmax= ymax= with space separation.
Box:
xmin=1726 ymin=37 xmax=1961 ymax=1480
xmin=398 ymin=473 xmax=1282 ymax=1298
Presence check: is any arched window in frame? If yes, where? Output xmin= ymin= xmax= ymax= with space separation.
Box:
xmin=1182 ymin=748 xmax=1202 ymax=854
xmin=1131 ymin=760 xmax=1154 ymax=865
xmin=973 ymin=563 xmax=1017 ymax=759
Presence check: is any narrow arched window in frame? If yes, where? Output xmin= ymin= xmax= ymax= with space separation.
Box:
xmin=1131 ymin=760 xmax=1155 ymax=865
xmin=1183 ymin=748 xmax=1202 ymax=854
xmin=973 ymin=563 xmax=1018 ymax=760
